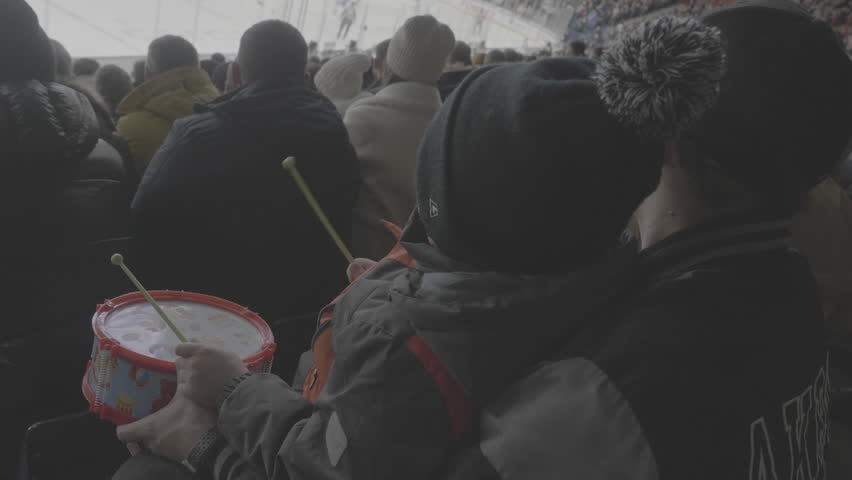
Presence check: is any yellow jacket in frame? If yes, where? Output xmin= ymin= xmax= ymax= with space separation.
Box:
xmin=792 ymin=178 xmax=852 ymax=350
xmin=116 ymin=67 xmax=219 ymax=173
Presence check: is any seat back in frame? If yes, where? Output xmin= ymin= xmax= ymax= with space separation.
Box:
xmin=18 ymin=412 xmax=129 ymax=480
xmin=267 ymin=312 xmax=319 ymax=382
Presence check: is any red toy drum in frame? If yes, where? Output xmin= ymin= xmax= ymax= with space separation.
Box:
xmin=82 ymin=291 xmax=276 ymax=425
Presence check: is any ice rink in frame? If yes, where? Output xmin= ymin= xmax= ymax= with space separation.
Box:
xmin=26 ymin=0 xmax=561 ymax=58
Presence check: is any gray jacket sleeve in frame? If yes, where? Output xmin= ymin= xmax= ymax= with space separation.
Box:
xmin=198 ymin=318 xmax=456 ymax=480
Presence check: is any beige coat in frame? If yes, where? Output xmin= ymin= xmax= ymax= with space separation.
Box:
xmin=344 ymin=81 xmax=442 ymax=260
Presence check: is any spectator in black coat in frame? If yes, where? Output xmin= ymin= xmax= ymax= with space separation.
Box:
xmin=131 ymin=20 xmax=360 ymax=345
xmin=0 ymin=0 xmax=133 ymax=474
xmin=438 ymin=40 xmax=474 ymax=100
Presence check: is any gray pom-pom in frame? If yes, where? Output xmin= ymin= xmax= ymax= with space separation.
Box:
xmin=596 ymin=16 xmax=726 ymax=138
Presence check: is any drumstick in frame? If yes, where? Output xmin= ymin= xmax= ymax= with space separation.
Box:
xmin=110 ymin=254 xmax=189 ymax=343
xmin=282 ymin=156 xmax=355 ymax=264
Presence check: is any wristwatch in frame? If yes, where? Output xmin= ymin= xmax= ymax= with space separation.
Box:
xmin=182 ymin=427 xmax=227 ymax=475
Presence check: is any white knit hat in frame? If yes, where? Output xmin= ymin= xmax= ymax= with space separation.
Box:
xmin=314 ymin=53 xmax=372 ymax=103
xmin=387 ymin=15 xmax=456 ymax=85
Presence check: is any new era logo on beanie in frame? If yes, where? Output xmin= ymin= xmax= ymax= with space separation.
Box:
xmin=416 ymin=16 xmax=725 ymax=275
xmin=692 ymin=0 xmax=852 ymax=210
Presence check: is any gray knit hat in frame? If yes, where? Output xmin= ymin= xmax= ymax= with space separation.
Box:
xmin=314 ymin=53 xmax=371 ymax=102
xmin=387 ymin=15 xmax=455 ymax=85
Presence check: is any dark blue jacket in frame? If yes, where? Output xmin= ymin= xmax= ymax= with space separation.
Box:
xmin=132 ymin=79 xmax=360 ymax=324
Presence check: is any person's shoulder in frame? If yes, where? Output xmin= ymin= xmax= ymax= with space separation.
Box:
xmin=77 ymin=139 xmax=127 ymax=182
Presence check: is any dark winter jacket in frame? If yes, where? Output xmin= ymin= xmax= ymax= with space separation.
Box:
xmin=437 ymin=68 xmax=473 ymax=101
xmin=0 ymin=80 xmax=133 ymax=475
xmin=131 ymin=79 xmax=360 ymax=324
xmin=443 ymin=213 xmax=829 ymax=480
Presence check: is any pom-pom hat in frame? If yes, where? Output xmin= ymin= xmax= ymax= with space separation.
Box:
xmin=416 ymin=16 xmax=726 ymax=274
xmin=691 ymin=0 xmax=852 ymax=209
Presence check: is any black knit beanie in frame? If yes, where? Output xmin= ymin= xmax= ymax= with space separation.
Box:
xmin=692 ymin=0 xmax=852 ymax=209
xmin=416 ymin=17 xmax=726 ymax=274
xmin=0 ymin=0 xmax=55 ymax=83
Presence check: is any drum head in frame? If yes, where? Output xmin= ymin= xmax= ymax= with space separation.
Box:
xmin=100 ymin=296 xmax=266 ymax=363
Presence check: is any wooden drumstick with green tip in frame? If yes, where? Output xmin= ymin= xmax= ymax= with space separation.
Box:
xmin=282 ymin=156 xmax=355 ymax=264
xmin=110 ymin=254 xmax=188 ymax=343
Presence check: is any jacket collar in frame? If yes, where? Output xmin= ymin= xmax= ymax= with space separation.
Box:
xmin=640 ymin=210 xmax=794 ymax=280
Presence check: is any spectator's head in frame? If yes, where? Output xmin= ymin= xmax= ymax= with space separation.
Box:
xmin=484 ymin=49 xmax=506 ymax=64
xmin=73 ymin=58 xmax=100 ymax=77
xmin=94 ymin=64 xmax=132 ymax=116
xmin=237 ymin=20 xmax=307 ymax=84
xmin=417 ymin=57 xmax=664 ymax=273
xmin=570 ymin=40 xmax=587 ymax=57
xmin=386 ymin=15 xmax=455 ymax=85
xmin=132 ymin=59 xmax=146 ymax=87
xmin=0 ymin=0 xmax=54 ymax=83
xmin=504 ymin=48 xmax=523 ymax=62
xmin=372 ymin=38 xmax=391 ymax=79
xmin=211 ymin=52 xmax=226 ymax=64
xmin=212 ymin=61 xmax=231 ymax=92
xmin=447 ymin=41 xmax=473 ymax=68
xmin=51 ymin=39 xmax=72 ymax=81
xmin=681 ymin=0 xmax=852 ymax=213
xmin=200 ymin=59 xmax=218 ymax=79
xmin=314 ymin=53 xmax=372 ymax=111
xmin=146 ymin=35 xmax=198 ymax=79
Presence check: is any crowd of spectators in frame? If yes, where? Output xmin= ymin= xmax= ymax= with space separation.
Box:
xmin=3 ymin=0 xmax=852 ymax=478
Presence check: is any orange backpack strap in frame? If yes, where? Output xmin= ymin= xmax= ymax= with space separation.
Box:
xmin=302 ymin=221 xmax=415 ymax=403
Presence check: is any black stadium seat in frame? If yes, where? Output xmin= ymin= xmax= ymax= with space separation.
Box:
xmin=17 ymin=412 xmax=129 ymax=480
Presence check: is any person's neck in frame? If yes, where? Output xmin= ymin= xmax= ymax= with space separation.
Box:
xmin=634 ymin=165 xmax=747 ymax=251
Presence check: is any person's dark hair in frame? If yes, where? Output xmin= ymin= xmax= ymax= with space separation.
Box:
xmin=72 ymin=58 xmax=100 ymax=76
xmin=94 ymin=64 xmax=132 ymax=117
xmin=238 ymin=20 xmax=307 ymax=84
xmin=570 ymin=40 xmax=587 ymax=57
xmin=132 ymin=59 xmax=146 ymax=87
xmin=200 ymin=59 xmax=218 ymax=79
xmin=449 ymin=41 xmax=472 ymax=66
xmin=212 ymin=61 xmax=230 ymax=92
xmin=374 ymin=38 xmax=391 ymax=64
xmin=484 ymin=49 xmax=506 ymax=64
xmin=504 ymin=48 xmax=523 ymax=62
xmin=211 ymin=52 xmax=226 ymax=63
xmin=51 ymin=39 xmax=72 ymax=80
xmin=146 ymin=35 xmax=199 ymax=76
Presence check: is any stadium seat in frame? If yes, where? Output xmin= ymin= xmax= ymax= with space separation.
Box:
xmin=267 ymin=312 xmax=319 ymax=382
xmin=17 ymin=412 xmax=129 ymax=480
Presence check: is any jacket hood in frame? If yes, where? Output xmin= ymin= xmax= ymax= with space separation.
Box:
xmin=117 ymin=67 xmax=218 ymax=122
xmin=196 ymin=79 xmax=345 ymax=142
xmin=389 ymin=221 xmax=642 ymax=402
xmin=0 ymin=80 xmax=99 ymax=178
